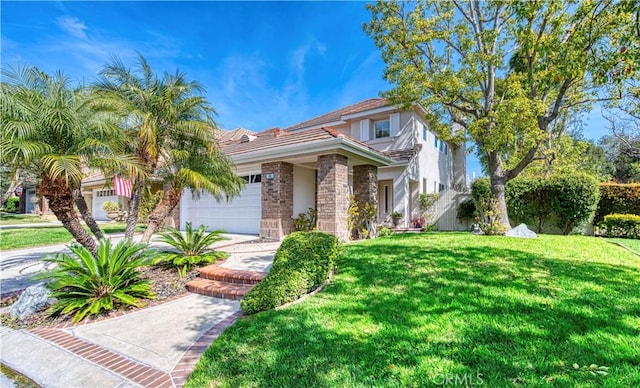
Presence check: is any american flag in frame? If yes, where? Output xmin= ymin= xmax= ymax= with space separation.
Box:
xmin=113 ymin=176 xmax=132 ymax=198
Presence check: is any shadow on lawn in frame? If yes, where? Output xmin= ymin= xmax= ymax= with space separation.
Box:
xmin=187 ymin=234 xmax=640 ymax=387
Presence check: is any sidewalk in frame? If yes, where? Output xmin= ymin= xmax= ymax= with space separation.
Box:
xmin=0 ymin=237 xmax=280 ymax=387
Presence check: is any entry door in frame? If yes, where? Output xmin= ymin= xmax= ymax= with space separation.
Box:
xmin=378 ymin=180 xmax=393 ymax=221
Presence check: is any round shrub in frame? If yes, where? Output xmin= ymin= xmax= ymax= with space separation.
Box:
xmin=549 ymin=173 xmax=600 ymax=235
xmin=241 ymin=231 xmax=341 ymax=314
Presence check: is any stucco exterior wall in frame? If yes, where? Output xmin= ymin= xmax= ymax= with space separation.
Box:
xmin=293 ymin=165 xmax=316 ymax=217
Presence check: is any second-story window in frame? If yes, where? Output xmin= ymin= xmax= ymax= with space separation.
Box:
xmin=374 ymin=119 xmax=390 ymax=139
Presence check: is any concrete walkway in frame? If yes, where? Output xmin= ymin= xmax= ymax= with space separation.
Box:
xmin=0 ymin=237 xmax=280 ymax=387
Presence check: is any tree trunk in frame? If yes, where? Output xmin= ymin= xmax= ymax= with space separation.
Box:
xmin=73 ymin=188 xmax=104 ymax=239
xmin=125 ymin=180 xmax=144 ymax=239
xmin=141 ymin=187 xmax=181 ymax=243
xmin=487 ymin=152 xmax=512 ymax=231
xmin=38 ymin=177 xmax=97 ymax=254
xmin=489 ymin=174 xmax=511 ymax=230
xmin=1 ymin=171 xmax=21 ymax=204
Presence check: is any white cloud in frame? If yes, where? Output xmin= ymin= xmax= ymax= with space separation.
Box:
xmin=56 ymin=16 xmax=88 ymax=40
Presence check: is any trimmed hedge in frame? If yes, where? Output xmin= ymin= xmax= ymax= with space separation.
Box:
xmin=601 ymin=214 xmax=640 ymax=239
xmin=548 ymin=174 xmax=600 ymax=235
xmin=240 ymin=231 xmax=341 ymax=314
xmin=470 ymin=173 xmax=600 ymax=234
xmin=595 ymin=183 xmax=640 ymax=224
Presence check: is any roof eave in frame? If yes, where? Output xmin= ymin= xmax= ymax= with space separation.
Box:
xmin=229 ymin=137 xmax=393 ymax=167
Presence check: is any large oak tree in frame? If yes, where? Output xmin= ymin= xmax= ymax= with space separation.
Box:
xmin=365 ymin=0 xmax=638 ymax=229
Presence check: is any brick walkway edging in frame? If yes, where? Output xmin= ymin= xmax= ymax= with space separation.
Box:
xmin=28 ymin=309 xmax=244 ymax=387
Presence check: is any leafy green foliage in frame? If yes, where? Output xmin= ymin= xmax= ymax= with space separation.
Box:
xmin=2 ymin=196 xmax=19 ymax=213
xmin=138 ymin=189 xmax=163 ymax=222
xmin=101 ymin=200 xmax=120 ymax=212
xmin=377 ymin=225 xmax=395 ymax=237
xmin=292 ymin=208 xmax=317 ymax=232
xmin=456 ymin=198 xmax=476 ymax=227
xmin=364 ymin=0 xmax=638 ymax=229
xmin=154 ymin=222 xmax=227 ymax=277
xmin=35 ymin=239 xmax=155 ymax=322
xmin=472 ymin=174 xmax=599 ymax=234
xmin=549 ymin=174 xmax=600 ymax=235
xmin=600 ymin=213 xmax=640 ymax=239
xmin=241 ymin=232 xmax=340 ymax=314
xmin=347 ymin=195 xmax=377 ymax=239
xmin=595 ymin=183 xmax=640 ymax=224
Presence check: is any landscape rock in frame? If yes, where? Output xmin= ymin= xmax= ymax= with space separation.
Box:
xmin=10 ymin=283 xmax=54 ymax=320
xmin=505 ymin=223 xmax=538 ymax=238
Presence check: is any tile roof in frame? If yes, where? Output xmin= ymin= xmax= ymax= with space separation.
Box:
xmin=284 ymin=98 xmax=390 ymax=131
xmin=221 ymin=127 xmax=337 ymax=156
xmin=216 ymin=127 xmax=256 ymax=144
xmin=382 ymin=144 xmax=423 ymax=161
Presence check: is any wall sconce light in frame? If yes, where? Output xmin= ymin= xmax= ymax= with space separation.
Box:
xmin=265 ymin=173 xmax=275 ymax=180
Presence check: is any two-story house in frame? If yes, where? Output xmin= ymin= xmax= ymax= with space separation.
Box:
xmin=178 ymin=98 xmax=466 ymax=241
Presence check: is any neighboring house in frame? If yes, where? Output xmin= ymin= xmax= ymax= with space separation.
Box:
xmin=179 ymin=98 xmax=466 ymax=241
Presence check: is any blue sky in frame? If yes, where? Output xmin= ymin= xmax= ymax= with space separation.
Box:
xmin=1 ymin=1 xmax=610 ymax=179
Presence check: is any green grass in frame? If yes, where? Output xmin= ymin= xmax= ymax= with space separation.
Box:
xmin=605 ymin=238 xmax=640 ymax=255
xmin=0 ymin=213 xmax=50 ymax=225
xmin=0 ymin=223 xmax=146 ymax=250
xmin=187 ymin=233 xmax=640 ymax=387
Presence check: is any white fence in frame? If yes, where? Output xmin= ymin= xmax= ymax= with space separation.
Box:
xmin=433 ymin=189 xmax=472 ymax=231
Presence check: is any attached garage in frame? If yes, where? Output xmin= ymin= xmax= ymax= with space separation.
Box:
xmin=179 ymin=174 xmax=262 ymax=235
xmin=92 ymin=189 xmax=118 ymax=221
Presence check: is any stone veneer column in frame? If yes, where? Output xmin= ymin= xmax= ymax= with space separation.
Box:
xmin=260 ymin=162 xmax=294 ymax=240
xmin=353 ymin=165 xmax=378 ymax=236
xmin=317 ymin=154 xmax=349 ymax=242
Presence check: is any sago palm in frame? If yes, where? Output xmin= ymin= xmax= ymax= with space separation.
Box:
xmin=154 ymin=222 xmax=228 ymax=278
xmin=35 ymin=238 xmax=155 ymax=322
xmin=0 ymin=66 xmax=140 ymax=253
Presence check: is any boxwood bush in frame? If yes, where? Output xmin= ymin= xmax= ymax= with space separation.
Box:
xmin=601 ymin=214 xmax=640 ymax=239
xmin=241 ymin=231 xmax=340 ymax=314
xmin=595 ymin=183 xmax=640 ymax=224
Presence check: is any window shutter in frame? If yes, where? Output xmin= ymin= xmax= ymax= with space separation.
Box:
xmin=390 ymin=113 xmax=400 ymax=136
xmin=360 ymin=119 xmax=370 ymax=141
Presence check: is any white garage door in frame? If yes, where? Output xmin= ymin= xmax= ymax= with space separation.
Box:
xmin=180 ymin=179 xmax=261 ymax=235
xmin=93 ymin=189 xmax=118 ymax=221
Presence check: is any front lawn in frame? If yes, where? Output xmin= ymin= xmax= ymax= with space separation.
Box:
xmin=0 ymin=213 xmax=50 ymax=225
xmin=0 ymin=223 xmax=146 ymax=250
xmin=606 ymin=238 xmax=640 ymax=255
xmin=187 ymin=233 xmax=640 ymax=387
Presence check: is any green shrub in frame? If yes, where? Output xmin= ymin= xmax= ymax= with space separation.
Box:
xmin=378 ymin=225 xmax=395 ymax=237
xmin=549 ymin=173 xmax=600 ymax=235
xmin=35 ymin=239 xmax=155 ymax=322
xmin=241 ymin=231 xmax=340 ymax=314
xmin=138 ymin=190 xmax=163 ymax=222
xmin=153 ymin=222 xmax=227 ymax=278
xmin=471 ymin=174 xmax=599 ymax=234
xmin=2 ymin=196 xmax=20 ymax=213
xmin=293 ymin=208 xmax=317 ymax=232
xmin=595 ymin=183 xmax=640 ymax=224
xmin=101 ymin=200 xmax=120 ymax=212
xmin=601 ymin=213 xmax=640 ymax=239
xmin=456 ymin=198 xmax=476 ymax=227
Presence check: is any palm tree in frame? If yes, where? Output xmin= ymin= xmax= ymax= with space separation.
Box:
xmin=140 ymin=136 xmax=243 ymax=242
xmin=0 ymin=66 xmax=138 ymax=253
xmin=93 ymin=54 xmax=242 ymax=239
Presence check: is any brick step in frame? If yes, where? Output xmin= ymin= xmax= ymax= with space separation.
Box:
xmin=197 ymin=266 xmax=266 ymax=285
xmin=186 ymin=278 xmax=255 ymax=300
